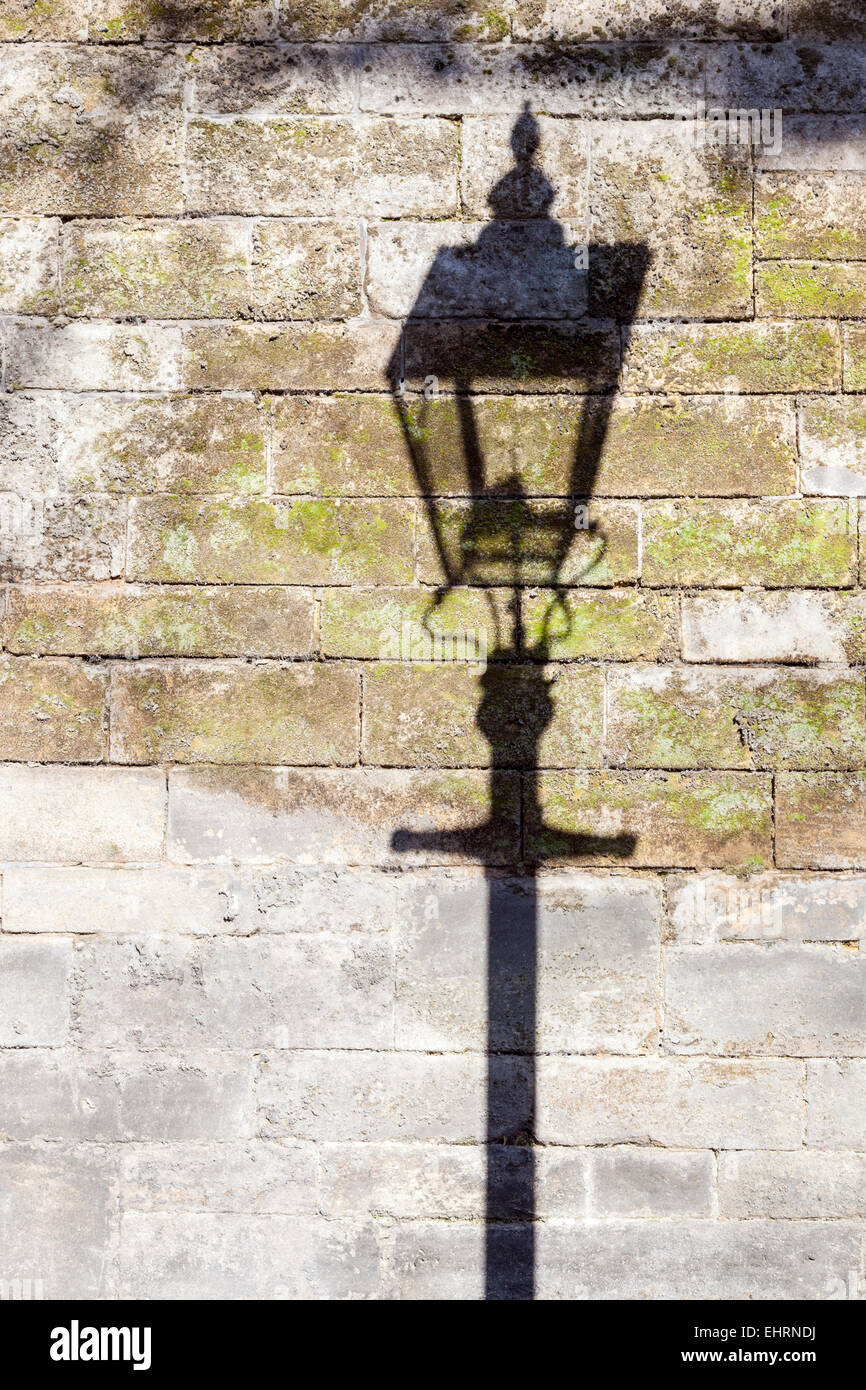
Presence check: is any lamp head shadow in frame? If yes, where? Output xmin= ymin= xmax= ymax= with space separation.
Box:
xmin=387 ymin=106 xmax=643 ymax=863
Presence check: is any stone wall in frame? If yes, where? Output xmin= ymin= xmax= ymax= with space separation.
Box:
xmin=2 ymin=0 xmax=866 ymax=1299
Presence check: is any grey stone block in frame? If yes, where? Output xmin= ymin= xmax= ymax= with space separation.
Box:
xmin=665 ymin=943 xmax=866 ymax=1054
xmin=73 ymin=937 xmax=394 ymax=1050
xmin=537 ymin=1057 xmax=802 ymax=1148
xmin=0 ymin=1051 xmax=254 ymax=1142
xmin=395 ymin=870 xmax=661 ymax=1052
xmin=119 ymin=1142 xmax=318 ymax=1214
xmin=119 ymin=1212 xmax=383 ymax=1299
xmin=0 ymin=1144 xmax=115 ymax=1299
xmin=0 ymin=939 xmax=72 ymax=1045
xmin=720 ymin=1150 xmax=866 ymax=1218
xmin=257 ymin=1051 xmax=531 ymax=1143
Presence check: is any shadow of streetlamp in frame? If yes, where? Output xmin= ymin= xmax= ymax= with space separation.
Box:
xmin=388 ymin=107 xmax=647 ymax=1299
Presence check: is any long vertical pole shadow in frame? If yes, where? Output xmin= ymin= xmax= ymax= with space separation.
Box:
xmin=389 ymin=109 xmax=646 ymax=1298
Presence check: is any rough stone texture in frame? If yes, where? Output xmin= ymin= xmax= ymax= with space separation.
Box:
xmin=110 ymin=660 xmax=360 ymax=765
xmin=0 ymin=655 xmax=108 ymax=761
xmin=531 ymin=771 xmax=772 ymax=869
xmin=394 ymin=871 xmax=660 ymax=1052
xmin=776 ymin=774 xmax=866 ymax=868
xmin=5 ymin=583 xmax=315 ymax=657
xmin=362 ymin=662 xmax=603 ymax=767
xmin=642 ymin=499 xmax=857 ymax=587
xmin=127 ymin=497 xmax=414 ymax=585
xmin=606 ymin=665 xmax=865 ymax=770
xmin=2 ymin=8 xmax=866 ymax=1303
xmin=623 ymin=321 xmax=840 ymax=393
xmin=681 ymin=590 xmax=866 ymax=663
xmin=667 ymin=872 xmax=866 ymax=944
xmin=167 ymin=767 xmax=520 ymax=866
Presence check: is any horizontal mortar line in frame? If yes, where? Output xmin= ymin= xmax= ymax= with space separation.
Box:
xmin=7 ymin=313 xmax=845 ymax=327
xmin=0 ymin=389 xmax=829 ymax=403
xmin=9 ymin=36 xmax=827 ymax=46
xmin=0 ymin=1044 xmax=826 ymax=1060
xmin=5 ymin=37 xmax=846 ymax=48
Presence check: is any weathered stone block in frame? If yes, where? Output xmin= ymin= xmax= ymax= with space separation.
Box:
xmin=404 ymin=320 xmax=619 ymax=393
xmin=807 ymin=1060 xmax=866 ymax=1147
xmin=534 ymin=1220 xmax=861 ymax=1301
xmin=800 ymin=396 xmax=866 ymax=494
xmin=756 ymin=172 xmax=866 ymax=259
xmin=522 ymin=589 xmax=677 ymax=660
xmin=387 ymin=1216 xmax=859 ymax=1299
xmin=667 ymin=871 xmax=866 ymax=944
xmin=257 ymin=1051 xmax=531 ymax=1142
xmin=320 ymin=586 xmax=508 ymax=659
xmin=0 ymin=939 xmax=72 ymax=1046
xmin=185 ymin=116 xmax=458 ymax=216
xmin=295 ymin=392 xmax=794 ymax=498
xmin=512 ymin=0 xmax=783 ymax=40
xmin=318 ymin=1143 xmax=591 ymax=1222
xmin=0 ymin=2 xmax=88 ymax=39
xmin=0 ymin=217 xmax=58 ymax=311
xmin=415 ymin=499 xmax=640 ymax=586
xmin=74 ymin=936 xmax=393 ymax=1049
xmin=366 ymin=219 xmax=588 ymax=320
xmin=777 ymin=773 xmax=866 ymax=869
xmin=0 ymin=393 xmax=267 ymax=498
xmin=119 ymin=1141 xmax=318 ymax=1214
xmin=842 ymin=323 xmax=866 ymax=389
xmin=119 ymin=1212 xmax=381 ymax=1300
xmin=0 ymin=1144 xmax=114 ymax=1299
xmin=251 ymin=219 xmax=361 ymax=319
xmin=168 ymin=766 xmax=520 ymax=866
xmin=665 ymin=943 xmax=866 ymax=1055
xmin=0 ymin=655 xmax=107 ymax=761
xmin=460 ymin=115 xmax=589 ymax=219
xmin=1 ymin=864 xmax=247 ymax=935
xmin=0 ymin=45 xmax=183 ymax=214
xmin=586 ymin=395 xmax=796 ymax=496
xmin=590 ymin=1149 xmax=713 ymax=1218
xmin=0 ymin=1051 xmax=254 ymax=1142
xmin=0 ymin=495 xmax=126 ymax=583
xmin=788 ymin=0 xmax=866 ymax=39
xmin=394 ymin=870 xmax=660 ymax=1052
xmin=642 ymin=499 xmax=857 ymax=587
xmin=680 ymin=590 xmax=866 ymax=663
xmin=180 ymin=321 xmax=398 ymax=390
xmin=61 ymin=218 xmax=250 ymax=318
xmin=89 ymin=0 xmax=276 ymax=40
xmin=720 ymin=1150 xmax=866 ymax=1217
xmin=531 ymin=770 xmax=772 ymax=869
xmin=236 ymin=865 xmax=436 ymax=935
xmin=362 ymin=663 xmax=603 ymax=768
xmin=271 ymin=395 xmax=415 ymax=495
xmin=110 ymin=660 xmax=359 ymax=765
xmin=0 ymin=764 xmax=165 ymax=861
xmin=127 ymin=497 xmax=414 ymax=585
xmin=278 ymin=1 xmax=512 ymax=41
xmin=757 ymin=116 xmax=866 ymax=172
xmin=5 ymin=583 xmax=314 ymax=658
xmin=709 ymin=39 xmax=866 ymax=114
xmin=590 ymin=121 xmax=752 ymax=319
xmin=536 ymin=1057 xmax=802 ymax=1147
xmin=607 ymin=665 xmax=865 ymax=770
xmin=757 ymin=261 xmax=866 ymax=318
xmin=188 ymin=43 xmax=354 ymax=114
xmin=6 ymin=322 xmax=181 ymax=390
xmin=623 ymin=321 xmax=840 ymax=392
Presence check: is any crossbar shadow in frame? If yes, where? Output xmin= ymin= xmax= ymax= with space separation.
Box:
xmin=387 ymin=108 xmax=647 ymax=1299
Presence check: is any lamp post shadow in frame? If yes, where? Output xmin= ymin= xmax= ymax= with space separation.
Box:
xmin=388 ymin=108 xmax=647 ymax=1300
